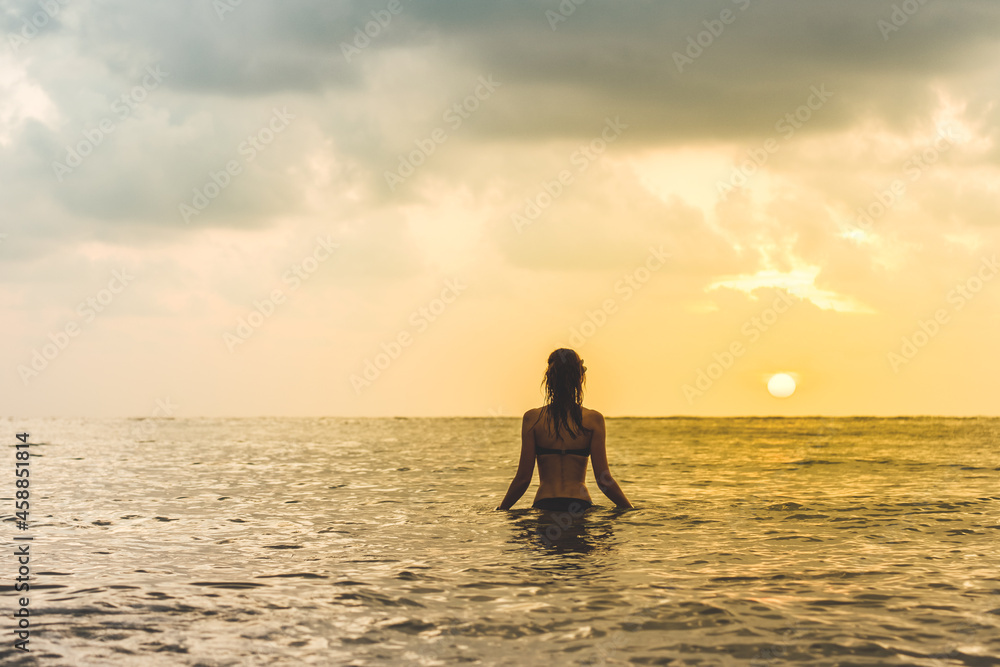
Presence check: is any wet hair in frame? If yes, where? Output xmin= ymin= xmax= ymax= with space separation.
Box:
xmin=541 ymin=348 xmax=592 ymax=441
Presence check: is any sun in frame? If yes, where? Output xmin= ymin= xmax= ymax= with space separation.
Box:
xmin=767 ymin=373 xmax=797 ymax=398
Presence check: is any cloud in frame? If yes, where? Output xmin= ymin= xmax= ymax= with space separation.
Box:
xmin=2 ymin=0 xmax=1000 ymax=415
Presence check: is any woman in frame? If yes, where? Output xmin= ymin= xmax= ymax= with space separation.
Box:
xmin=497 ymin=348 xmax=633 ymax=511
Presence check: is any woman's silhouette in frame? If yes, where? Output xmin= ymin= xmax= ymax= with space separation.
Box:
xmin=497 ymin=348 xmax=633 ymax=511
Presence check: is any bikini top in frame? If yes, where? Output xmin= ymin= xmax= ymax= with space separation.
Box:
xmin=533 ymin=407 xmax=591 ymax=457
xmin=535 ymin=442 xmax=591 ymax=457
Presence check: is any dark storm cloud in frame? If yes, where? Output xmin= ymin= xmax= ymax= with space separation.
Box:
xmin=40 ymin=1 xmax=1000 ymax=134
xmin=4 ymin=0 xmax=998 ymax=248
xmin=397 ymin=0 xmax=1000 ymax=142
xmin=66 ymin=0 xmax=361 ymax=93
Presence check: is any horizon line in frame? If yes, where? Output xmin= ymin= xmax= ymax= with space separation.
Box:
xmin=4 ymin=414 xmax=999 ymax=420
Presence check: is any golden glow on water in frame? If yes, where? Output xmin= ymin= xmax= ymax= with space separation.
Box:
xmin=18 ymin=416 xmax=999 ymax=664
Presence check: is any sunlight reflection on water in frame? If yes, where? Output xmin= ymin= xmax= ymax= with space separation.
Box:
xmin=2 ymin=416 xmax=998 ymax=665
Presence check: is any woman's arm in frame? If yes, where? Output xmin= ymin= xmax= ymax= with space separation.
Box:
xmin=589 ymin=411 xmax=633 ymax=509
xmin=497 ymin=410 xmax=537 ymax=510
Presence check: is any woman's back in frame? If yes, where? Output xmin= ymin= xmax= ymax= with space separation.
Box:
xmin=496 ymin=348 xmax=633 ymax=510
xmin=532 ymin=404 xmax=595 ymax=454
xmin=527 ymin=405 xmax=597 ymax=503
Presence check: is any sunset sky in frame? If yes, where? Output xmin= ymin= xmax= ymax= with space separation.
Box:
xmin=2 ymin=0 xmax=999 ymax=417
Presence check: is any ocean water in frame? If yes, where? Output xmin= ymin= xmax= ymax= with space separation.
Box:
xmin=1 ymin=416 xmax=999 ymax=666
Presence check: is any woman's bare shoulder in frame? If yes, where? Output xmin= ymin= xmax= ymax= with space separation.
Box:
xmin=581 ymin=407 xmax=605 ymax=426
xmin=522 ymin=407 xmax=544 ymax=425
